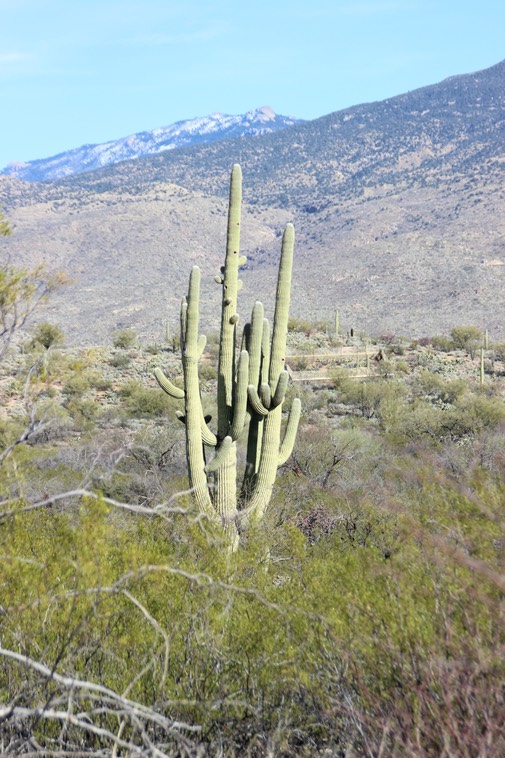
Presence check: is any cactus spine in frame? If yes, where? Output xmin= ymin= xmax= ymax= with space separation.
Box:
xmin=155 ymin=165 xmax=300 ymax=547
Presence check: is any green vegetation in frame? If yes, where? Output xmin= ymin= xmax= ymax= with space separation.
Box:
xmin=0 ymin=208 xmax=11 ymax=237
xmin=112 ymin=326 xmax=138 ymax=349
xmin=30 ymin=321 xmax=65 ymax=349
xmin=1 ymin=202 xmax=504 ymax=755
xmin=1 ymin=316 xmax=504 ymax=755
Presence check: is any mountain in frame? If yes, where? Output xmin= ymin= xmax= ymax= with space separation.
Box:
xmin=51 ymin=59 xmax=505 ymax=209
xmin=1 ymin=106 xmax=303 ymax=183
xmin=1 ymin=60 xmax=505 ymax=344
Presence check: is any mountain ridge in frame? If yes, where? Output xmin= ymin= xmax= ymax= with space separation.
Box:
xmin=1 ymin=106 xmax=303 ymax=183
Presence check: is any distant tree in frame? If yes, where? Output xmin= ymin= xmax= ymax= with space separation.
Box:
xmin=30 ymin=321 xmax=65 ymax=350
xmin=0 ymin=211 xmax=67 ymax=361
xmin=450 ymin=325 xmax=483 ymax=358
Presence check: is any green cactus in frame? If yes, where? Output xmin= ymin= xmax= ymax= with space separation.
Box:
xmin=155 ymin=165 xmax=300 ymax=547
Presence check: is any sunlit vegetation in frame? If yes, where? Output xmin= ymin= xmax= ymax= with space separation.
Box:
xmin=1 ymin=317 xmax=505 ymax=755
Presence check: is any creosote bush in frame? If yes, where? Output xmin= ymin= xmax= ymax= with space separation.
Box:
xmin=112 ymin=327 xmax=138 ymax=349
xmin=30 ymin=321 xmax=65 ymax=350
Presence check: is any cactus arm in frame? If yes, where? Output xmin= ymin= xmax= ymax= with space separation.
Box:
xmin=197 ymin=334 xmax=207 ymax=358
xmin=278 ymin=398 xmax=301 ymax=466
xmin=154 ymin=367 xmax=185 ymax=399
xmin=261 ymin=318 xmax=271 ymax=385
xmin=180 ymin=297 xmax=187 ymax=346
xmin=174 ymin=408 xmax=217 ymax=446
xmin=205 ymin=436 xmax=233 ymax=473
xmin=269 ymin=223 xmax=294 ymax=390
xmin=247 ymin=386 xmax=269 ymax=417
xmin=260 ymin=382 xmax=272 ymax=409
xmin=201 ymin=412 xmax=217 ymax=446
xmin=217 ymin=164 xmax=242 ymax=438
xmin=247 ymin=302 xmax=264 ymax=390
xmin=271 ymin=370 xmax=289 ymax=409
xmin=181 ymin=266 xmax=215 ymax=519
xmin=229 ymin=350 xmax=249 ymax=441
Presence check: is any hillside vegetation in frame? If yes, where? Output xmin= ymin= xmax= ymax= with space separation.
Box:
xmin=1 ymin=315 xmax=505 ymax=755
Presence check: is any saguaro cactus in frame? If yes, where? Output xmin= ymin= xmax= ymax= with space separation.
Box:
xmin=155 ymin=165 xmax=300 ymax=547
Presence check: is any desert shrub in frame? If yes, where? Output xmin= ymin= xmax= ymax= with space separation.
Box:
xmin=65 ymin=397 xmax=99 ymax=430
xmin=384 ymin=397 xmax=446 ymax=445
xmin=30 ymin=398 xmax=74 ymax=442
xmin=109 ymin=351 xmax=132 ymax=368
xmin=431 ymin=334 xmax=454 ymax=352
xmin=288 ymin=316 xmax=314 ymax=335
xmin=450 ymin=325 xmax=483 ymax=357
xmin=199 ymin=361 xmax=217 ymax=382
xmin=62 ymin=372 xmax=93 ymax=397
xmin=332 ymin=375 xmax=407 ymax=420
xmin=2 ymin=440 xmax=505 ymax=756
xmin=87 ymin=370 xmax=112 ymax=391
xmin=287 ymin=355 xmax=308 ymax=370
xmin=416 ymin=336 xmax=432 ymax=347
xmin=493 ymin=342 xmax=505 ymax=363
xmin=414 ymin=370 xmax=467 ymax=404
xmin=61 ymin=368 xmax=110 ymax=397
xmin=119 ymin=379 xmax=173 ymax=417
xmin=30 ymin=321 xmax=65 ymax=349
xmin=451 ymin=393 xmax=505 ymax=436
xmin=112 ymin=327 xmax=137 ymax=349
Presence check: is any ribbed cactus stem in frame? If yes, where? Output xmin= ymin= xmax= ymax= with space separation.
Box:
xmin=154 ymin=367 xmax=185 ymax=399
xmin=247 ymin=386 xmax=270 ymax=417
xmin=269 ymin=224 xmax=294 ymax=390
xmin=278 ymin=398 xmax=301 ymax=466
xmin=182 ymin=267 xmax=215 ymax=521
xmin=271 ymin=371 xmax=288 ymax=408
xmin=205 ymin=436 xmax=233 ymax=473
xmin=229 ymin=350 xmax=249 ymax=440
xmin=247 ymin=302 xmax=264 ymax=389
xmin=217 ymin=163 xmax=242 ymax=438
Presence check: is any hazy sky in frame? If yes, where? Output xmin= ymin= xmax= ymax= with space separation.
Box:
xmin=1 ymin=0 xmax=504 ymax=168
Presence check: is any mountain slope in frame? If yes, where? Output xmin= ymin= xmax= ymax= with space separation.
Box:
xmin=1 ymin=61 xmax=504 ymax=344
xmin=1 ymin=106 xmax=302 ymax=183
xmin=49 ymin=59 xmax=505 ymax=210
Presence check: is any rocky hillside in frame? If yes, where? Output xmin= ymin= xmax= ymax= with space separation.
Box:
xmin=1 ymin=60 xmax=504 ymax=345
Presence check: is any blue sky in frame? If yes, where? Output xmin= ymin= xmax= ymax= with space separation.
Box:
xmin=1 ymin=0 xmax=504 ymax=168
